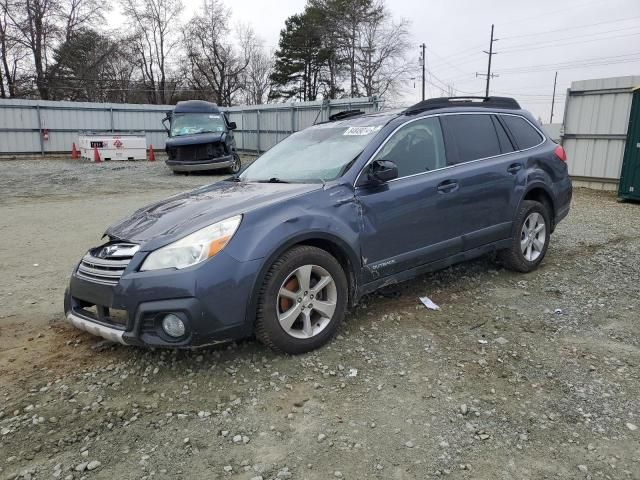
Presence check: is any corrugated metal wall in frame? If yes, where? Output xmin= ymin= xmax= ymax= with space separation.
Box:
xmin=562 ymin=75 xmax=640 ymax=190
xmin=0 ymin=97 xmax=379 ymax=155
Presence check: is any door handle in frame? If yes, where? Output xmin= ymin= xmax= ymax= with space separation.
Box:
xmin=437 ymin=180 xmax=459 ymax=193
xmin=507 ymin=163 xmax=523 ymax=174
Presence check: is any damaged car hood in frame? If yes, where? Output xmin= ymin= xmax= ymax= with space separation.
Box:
xmin=105 ymin=181 xmax=321 ymax=249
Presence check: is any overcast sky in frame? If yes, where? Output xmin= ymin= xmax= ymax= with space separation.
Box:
xmin=109 ymin=0 xmax=640 ymax=122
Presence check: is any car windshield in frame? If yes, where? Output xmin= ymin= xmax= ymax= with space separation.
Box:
xmin=170 ymin=113 xmax=226 ymax=137
xmin=239 ymin=122 xmax=383 ymax=183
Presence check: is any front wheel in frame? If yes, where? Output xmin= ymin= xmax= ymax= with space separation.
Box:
xmin=226 ymin=153 xmax=241 ymax=174
xmin=498 ymin=200 xmax=551 ymax=273
xmin=255 ymin=246 xmax=348 ymax=354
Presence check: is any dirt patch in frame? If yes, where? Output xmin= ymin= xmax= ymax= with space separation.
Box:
xmin=0 ymin=162 xmax=639 ymax=479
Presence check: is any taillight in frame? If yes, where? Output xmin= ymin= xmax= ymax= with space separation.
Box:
xmin=554 ymin=145 xmax=567 ymax=162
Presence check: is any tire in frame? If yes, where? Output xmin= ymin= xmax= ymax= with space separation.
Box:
xmin=226 ymin=153 xmax=241 ymax=174
xmin=255 ymin=246 xmax=348 ymax=354
xmin=498 ymin=200 xmax=551 ymax=273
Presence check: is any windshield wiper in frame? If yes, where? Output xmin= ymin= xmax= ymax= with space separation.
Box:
xmin=256 ymin=177 xmax=290 ymax=184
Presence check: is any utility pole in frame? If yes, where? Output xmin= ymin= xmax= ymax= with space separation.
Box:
xmin=420 ymin=43 xmax=426 ymax=101
xmin=550 ymin=71 xmax=558 ymax=124
xmin=476 ymin=24 xmax=499 ymax=98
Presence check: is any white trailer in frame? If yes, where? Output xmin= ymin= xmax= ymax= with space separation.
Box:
xmin=78 ymin=133 xmax=147 ymax=161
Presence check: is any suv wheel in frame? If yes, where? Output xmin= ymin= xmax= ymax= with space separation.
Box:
xmin=227 ymin=153 xmax=241 ymax=174
xmin=499 ymin=200 xmax=551 ymax=273
xmin=255 ymin=246 xmax=347 ymax=354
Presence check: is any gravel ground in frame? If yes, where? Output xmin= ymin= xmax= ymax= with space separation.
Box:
xmin=0 ymin=159 xmax=639 ymax=480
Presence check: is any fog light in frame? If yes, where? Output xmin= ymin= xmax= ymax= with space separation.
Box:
xmin=162 ymin=314 xmax=185 ymax=338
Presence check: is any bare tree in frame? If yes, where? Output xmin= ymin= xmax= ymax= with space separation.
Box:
xmin=242 ymin=48 xmax=272 ymax=105
xmin=239 ymin=37 xmax=272 ymax=105
xmin=1 ymin=0 xmax=105 ymax=99
xmin=120 ymin=0 xmax=182 ymax=104
xmin=356 ymin=13 xmax=412 ymax=98
xmin=0 ymin=0 xmax=27 ymax=97
xmin=183 ymin=0 xmax=250 ymax=106
xmin=61 ymin=0 xmax=104 ymax=42
xmin=2 ymin=0 xmax=60 ymax=99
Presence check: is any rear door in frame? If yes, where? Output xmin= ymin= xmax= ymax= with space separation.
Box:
xmin=439 ymin=113 xmax=519 ymax=250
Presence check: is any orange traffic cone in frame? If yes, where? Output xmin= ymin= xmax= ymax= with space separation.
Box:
xmin=71 ymin=142 xmax=79 ymax=159
xmin=93 ymin=145 xmax=101 ymax=163
xmin=148 ymin=145 xmax=155 ymax=162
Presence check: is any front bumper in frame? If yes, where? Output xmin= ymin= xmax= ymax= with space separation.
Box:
xmin=166 ymin=155 xmax=234 ymax=172
xmin=64 ymin=250 xmax=262 ymax=348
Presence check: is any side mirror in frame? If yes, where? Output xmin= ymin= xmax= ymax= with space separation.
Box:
xmin=228 ymin=121 xmax=237 ymax=130
xmin=162 ymin=115 xmax=171 ymax=135
xmin=367 ymin=159 xmax=398 ymax=184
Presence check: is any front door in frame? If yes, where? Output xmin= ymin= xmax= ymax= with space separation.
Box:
xmin=356 ymin=116 xmax=462 ymax=282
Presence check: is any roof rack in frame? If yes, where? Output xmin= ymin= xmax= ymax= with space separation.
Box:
xmin=328 ymin=109 xmax=365 ymax=121
xmin=404 ymin=96 xmax=521 ymax=115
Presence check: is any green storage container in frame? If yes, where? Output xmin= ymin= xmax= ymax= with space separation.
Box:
xmin=618 ymin=87 xmax=640 ymax=201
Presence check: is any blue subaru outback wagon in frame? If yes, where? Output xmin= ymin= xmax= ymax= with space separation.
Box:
xmin=65 ymin=97 xmax=572 ymax=354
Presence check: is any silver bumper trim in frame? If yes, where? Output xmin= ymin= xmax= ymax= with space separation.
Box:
xmin=67 ymin=312 xmax=127 ymax=344
xmin=167 ymin=158 xmax=233 ymax=172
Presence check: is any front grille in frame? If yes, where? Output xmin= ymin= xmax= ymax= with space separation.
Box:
xmin=74 ymin=303 xmax=128 ymax=330
xmin=173 ymin=142 xmax=227 ymax=162
xmin=76 ymin=243 xmax=139 ymax=286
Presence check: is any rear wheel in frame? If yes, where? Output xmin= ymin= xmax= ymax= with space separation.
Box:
xmin=255 ymin=246 xmax=347 ymax=354
xmin=498 ymin=200 xmax=551 ymax=273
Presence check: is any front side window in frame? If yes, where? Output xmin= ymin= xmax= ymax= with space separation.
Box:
xmin=239 ymin=122 xmax=383 ymax=183
xmin=441 ymin=114 xmax=502 ymax=165
xmin=501 ymin=115 xmax=543 ymax=150
xmin=170 ymin=113 xmax=226 ymax=137
xmin=373 ymin=117 xmax=446 ymax=178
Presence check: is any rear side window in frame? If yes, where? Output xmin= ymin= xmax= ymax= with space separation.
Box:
xmin=500 ymin=115 xmax=543 ymax=150
xmin=492 ymin=115 xmax=515 ymax=153
xmin=441 ymin=114 xmax=502 ymax=165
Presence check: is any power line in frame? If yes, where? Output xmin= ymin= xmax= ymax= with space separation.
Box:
xmin=501 ymin=0 xmax=608 ymax=27
xmin=499 ymin=31 xmax=640 ymax=54
xmin=439 ymin=52 xmax=640 ymax=82
xmin=499 ymin=55 xmax=640 ymax=74
xmin=499 ymin=15 xmax=640 ymax=40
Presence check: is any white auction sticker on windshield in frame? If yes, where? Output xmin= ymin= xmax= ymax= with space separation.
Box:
xmin=343 ymin=126 xmax=381 ymax=136
xmin=209 ymin=115 xmax=221 ymax=119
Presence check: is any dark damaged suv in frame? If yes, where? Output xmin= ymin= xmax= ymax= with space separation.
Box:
xmin=65 ymin=97 xmax=572 ymax=354
xmin=164 ymin=100 xmax=242 ymax=174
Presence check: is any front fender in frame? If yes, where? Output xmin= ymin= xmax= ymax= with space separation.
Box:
xmin=223 ymin=184 xmax=364 ymax=326
xmin=225 ymin=184 xmax=361 ymax=265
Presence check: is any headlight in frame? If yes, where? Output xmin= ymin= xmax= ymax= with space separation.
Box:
xmin=140 ymin=215 xmax=242 ymax=271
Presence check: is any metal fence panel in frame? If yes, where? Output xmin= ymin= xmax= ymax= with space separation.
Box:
xmin=562 ymin=75 xmax=640 ymax=187
xmin=0 ymin=97 xmax=378 ymax=155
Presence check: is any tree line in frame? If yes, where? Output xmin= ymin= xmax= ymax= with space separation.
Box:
xmin=0 ymin=0 xmax=413 ymax=106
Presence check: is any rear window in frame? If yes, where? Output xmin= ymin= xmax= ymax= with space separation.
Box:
xmin=501 ymin=115 xmax=543 ymax=150
xmin=441 ymin=114 xmax=502 ymax=164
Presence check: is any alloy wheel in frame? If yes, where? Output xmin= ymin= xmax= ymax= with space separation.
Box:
xmin=230 ymin=155 xmax=241 ymax=173
xmin=277 ymin=264 xmax=337 ymax=339
xmin=520 ymin=212 xmax=546 ymax=262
